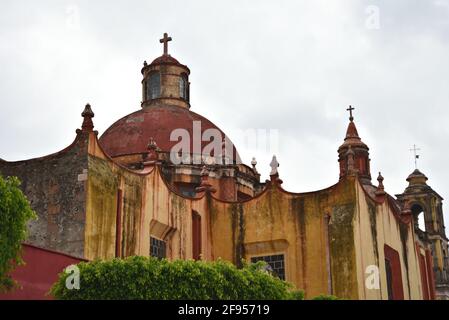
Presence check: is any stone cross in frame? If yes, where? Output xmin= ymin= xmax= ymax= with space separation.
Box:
xmin=347 ymin=105 xmax=355 ymax=121
xmin=159 ymin=33 xmax=172 ymax=56
xmin=270 ymin=155 xmax=279 ymax=175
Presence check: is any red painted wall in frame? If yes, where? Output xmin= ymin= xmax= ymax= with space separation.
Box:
xmin=415 ymin=243 xmax=436 ymax=300
xmin=0 ymin=244 xmax=85 ymax=300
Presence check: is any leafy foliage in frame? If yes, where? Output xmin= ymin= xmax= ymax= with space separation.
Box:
xmin=50 ymin=256 xmax=304 ymax=300
xmin=0 ymin=175 xmax=37 ymax=292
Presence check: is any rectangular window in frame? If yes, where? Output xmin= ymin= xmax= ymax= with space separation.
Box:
xmin=251 ymin=254 xmax=286 ymax=280
xmin=385 ymin=259 xmax=394 ymax=300
xmin=179 ymin=77 xmax=186 ymax=99
xmin=177 ymin=182 xmax=197 ymax=198
xmin=192 ymin=211 xmax=202 ymax=260
xmin=115 ymin=189 xmax=123 ymax=258
xmin=147 ymin=72 xmax=161 ymax=100
xmin=384 ymin=244 xmax=404 ymax=300
xmin=150 ymin=237 xmax=166 ymax=259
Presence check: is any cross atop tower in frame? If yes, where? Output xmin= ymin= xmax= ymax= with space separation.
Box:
xmin=346 ymin=105 xmax=355 ymax=121
xmin=409 ymin=144 xmax=421 ymax=169
xmin=159 ymin=33 xmax=172 ymax=56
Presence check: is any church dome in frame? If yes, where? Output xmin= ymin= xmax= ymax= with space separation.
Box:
xmin=100 ymin=33 xmax=240 ymax=164
xmin=99 ymin=104 xmax=240 ymax=161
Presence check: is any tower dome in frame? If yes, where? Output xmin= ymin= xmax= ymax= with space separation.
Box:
xmin=338 ymin=106 xmax=372 ymax=184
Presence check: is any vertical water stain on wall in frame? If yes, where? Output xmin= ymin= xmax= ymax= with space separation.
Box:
xmin=291 ymin=197 xmax=307 ymax=292
xmin=230 ymin=203 xmax=245 ymax=267
xmin=329 ymin=203 xmax=357 ymax=299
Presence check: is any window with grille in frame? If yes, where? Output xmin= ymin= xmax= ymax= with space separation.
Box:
xmin=150 ymin=237 xmax=166 ymax=259
xmin=179 ymin=74 xmax=188 ymax=101
xmin=251 ymin=254 xmax=285 ymax=280
xmin=147 ymin=72 xmax=161 ymax=100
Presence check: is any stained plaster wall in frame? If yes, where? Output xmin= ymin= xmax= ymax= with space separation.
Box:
xmin=353 ymin=182 xmax=424 ymax=299
xmin=0 ymin=133 xmax=89 ymax=258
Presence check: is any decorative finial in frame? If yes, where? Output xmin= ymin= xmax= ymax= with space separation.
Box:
xmin=196 ymin=165 xmax=217 ymax=194
xmin=251 ymin=157 xmax=258 ymax=174
xmin=159 ymin=32 xmax=172 ymax=56
xmin=143 ymin=60 xmax=148 ymax=67
xmin=375 ymin=172 xmax=386 ymax=196
xmin=145 ymin=137 xmax=160 ymax=162
xmin=409 ymin=144 xmax=421 ymax=170
xmin=270 ymin=155 xmax=279 ymax=176
xmin=346 ymin=105 xmax=355 ymax=122
xmin=81 ymin=103 xmax=94 ymax=131
xmin=148 ymin=137 xmax=159 ymax=151
xmin=251 ymin=156 xmax=257 ymax=168
xmin=200 ymin=165 xmax=210 ymax=177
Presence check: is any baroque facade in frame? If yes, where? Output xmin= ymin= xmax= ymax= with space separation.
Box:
xmin=1 ymin=34 xmax=448 ymax=300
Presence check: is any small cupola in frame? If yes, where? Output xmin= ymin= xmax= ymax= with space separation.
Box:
xmin=141 ymin=33 xmax=191 ymax=109
xmin=338 ymin=106 xmax=372 ymax=184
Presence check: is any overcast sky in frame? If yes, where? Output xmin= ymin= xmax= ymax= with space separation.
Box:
xmin=1 ymin=0 xmax=448 ymax=225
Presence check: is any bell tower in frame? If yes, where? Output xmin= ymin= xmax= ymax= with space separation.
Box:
xmin=396 ymin=169 xmax=449 ymax=299
xmin=338 ymin=106 xmax=372 ymax=184
xmin=141 ymin=33 xmax=191 ymax=109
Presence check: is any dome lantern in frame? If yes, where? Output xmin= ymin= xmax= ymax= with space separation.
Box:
xmin=141 ymin=33 xmax=191 ymax=109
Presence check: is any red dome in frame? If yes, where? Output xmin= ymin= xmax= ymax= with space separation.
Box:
xmin=141 ymin=55 xmax=190 ymax=75
xmin=151 ymin=54 xmax=181 ymax=65
xmin=99 ymin=105 xmax=240 ymax=161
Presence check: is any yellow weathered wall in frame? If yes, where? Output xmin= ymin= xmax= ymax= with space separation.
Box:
xmin=208 ymin=177 xmax=360 ymax=299
xmin=354 ymin=182 xmax=424 ymax=300
xmin=83 ymin=135 xmax=427 ymax=300
xmin=84 ymin=154 xmax=147 ymax=260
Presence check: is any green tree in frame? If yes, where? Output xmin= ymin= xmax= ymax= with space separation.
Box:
xmin=51 ymin=256 xmax=305 ymax=300
xmin=0 ymin=175 xmax=37 ymax=292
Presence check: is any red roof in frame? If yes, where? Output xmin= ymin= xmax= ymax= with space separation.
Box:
xmin=99 ymin=105 xmax=240 ymax=161
xmin=141 ymin=54 xmax=190 ymax=74
xmin=151 ymin=54 xmax=181 ymax=65
xmin=339 ymin=120 xmax=368 ymax=150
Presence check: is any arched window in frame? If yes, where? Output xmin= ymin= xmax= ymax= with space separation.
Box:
xmin=412 ymin=204 xmax=426 ymax=232
xmin=179 ymin=74 xmax=188 ymax=100
xmin=146 ymin=72 xmax=160 ymax=100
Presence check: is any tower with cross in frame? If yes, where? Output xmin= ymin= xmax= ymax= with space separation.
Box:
xmin=338 ymin=105 xmax=372 ymax=183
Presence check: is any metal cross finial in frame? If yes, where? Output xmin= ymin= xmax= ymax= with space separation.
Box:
xmin=346 ymin=105 xmax=355 ymax=121
xmin=159 ymin=33 xmax=172 ymax=56
xmin=409 ymin=144 xmax=421 ymax=169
